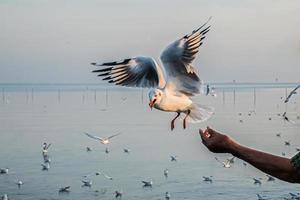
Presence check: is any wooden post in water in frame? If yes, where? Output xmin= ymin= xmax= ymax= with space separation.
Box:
xmin=94 ymin=90 xmax=97 ymax=104
xmin=233 ymin=89 xmax=236 ymax=105
xmin=105 ymin=89 xmax=108 ymax=107
xmin=2 ymin=88 xmax=5 ymax=104
xmin=222 ymin=89 xmax=225 ymax=104
xmin=26 ymin=89 xmax=29 ymax=104
xmin=31 ymin=88 xmax=34 ymax=102
xmin=58 ymin=89 xmax=61 ymax=103
xmin=253 ymin=87 xmax=256 ymax=108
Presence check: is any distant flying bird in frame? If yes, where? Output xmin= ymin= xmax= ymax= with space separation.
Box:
xmin=266 ymin=175 xmax=275 ymax=182
xmin=99 ymin=171 xmax=113 ymax=180
xmin=123 ymin=148 xmax=130 ymax=153
xmin=41 ymin=163 xmax=50 ymax=171
xmin=84 ymin=132 xmax=121 ymax=145
xmin=142 ymin=180 xmax=153 ymax=187
xmin=0 ymin=168 xmax=9 ymax=174
xmin=59 ymin=186 xmax=71 ymax=193
xmin=202 ymin=176 xmax=213 ymax=183
xmin=253 ymin=178 xmax=262 ymax=185
xmin=115 ymin=190 xmax=122 ymax=199
xmin=284 ymin=141 xmax=291 ymax=146
xmin=16 ymin=180 xmax=23 ymax=189
xmin=91 ymin=18 xmax=214 ymax=130
xmin=284 ymin=84 xmax=300 ymax=103
xmin=1 ymin=194 xmax=8 ymax=200
xmin=105 ymin=148 xmax=110 ymax=154
xmin=276 ymin=133 xmax=281 ymax=137
xmin=170 ymin=156 xmax=178 ymax=162
xmin=165 ymin=192 xmax=171 ymax=200
xmin=164 ymin=169 xmax=169 ymax=178
xmin=86 ymin=147 xmax=92 ymax=152
xmin=81 ymin=180 xmax=92 ymax=187
xmin=215 ymin=157 xmax=231 ymax=168
xmin=42 ymin=142 xmax=51 ymax=154
xmin=257 ymin=194 xmax=267 ymax=200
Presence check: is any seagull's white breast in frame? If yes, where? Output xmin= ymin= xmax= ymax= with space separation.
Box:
xmin=155 ymin=93 xmax=192 ymax=112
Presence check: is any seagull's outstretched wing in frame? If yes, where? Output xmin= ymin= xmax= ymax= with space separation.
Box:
xmin=84 ymin=132 xmax=104 ymax=142
xmin=107 ymin=133 xmax=121 ymax=139
xmin=92 ymin=57 xmax=166 ymax=88
xmin=160 ymin=18 xmax=211 ymax=95
xmin=284 ymin=84 xmax=300 ymax=103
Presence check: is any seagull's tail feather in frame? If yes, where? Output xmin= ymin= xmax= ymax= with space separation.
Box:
xmin=183 ymin=103 xmax=214 ymax=123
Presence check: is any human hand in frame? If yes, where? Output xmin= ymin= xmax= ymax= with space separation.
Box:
xmin=199 ymin=127 xmax=236 ymax=154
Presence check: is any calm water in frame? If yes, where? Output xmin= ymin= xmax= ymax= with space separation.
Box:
xmin=0 ymin=84 xmax=299 ymax=199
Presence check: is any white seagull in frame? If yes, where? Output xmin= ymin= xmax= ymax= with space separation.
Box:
xmin=215 ymin=157 xmax=231 ymax=168
xmin=92 ymin=18 xmax=214 ymax=130
xmin=84 ymin=132 xmax=121 ymax=145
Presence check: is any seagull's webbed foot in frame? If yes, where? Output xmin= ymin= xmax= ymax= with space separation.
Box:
xmin=183 ymin=110 xmax=191 ymax=129
xmin=171 ymin=112 xmax=180 ymax=131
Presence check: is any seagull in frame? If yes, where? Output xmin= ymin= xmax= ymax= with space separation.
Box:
xmin=165 ymin=192 xmax=171 ymax=200
xmin=99 ymin=171 xmax=113 ymax=180
xmin=0 ymin=168 xmax=9 ymax=174
xmin=42 ymin=142 xmax=51 ymax=154
xmin=84 ymin=132 xmax=121 ymax=145
xmin=215 ymin=157 xmax=231 ymax=168
xmin=266 ymin=175 xmax=275 ymax=182
xmin=285 ymin=141 xmax=291 ymax=146
xmin=41 ymin=163 xmax=50 ymax=171
xmin=86 ymin=147 xmax=92 ymax=152
xmin=59 ymin=186 xmax=71 ymax=193
xmin=43 ymin=154 xmax=51 ymax=164
xmin=142 ymin=180 xmax=153 ymax=187
xmin=164 ymin=169 xmax=169 ymax=179
xmin=105 ymin=147 xmax=110 ymax=154
xmin=1 ymin=194 xmax=8 ymax=200
xmin=123 ymin=148 xmax=130 ymax=153
xmin=253 ymin=178 xmax=262 ymax=185
xmin=91 ymin=18 xmax=214 ymax=130
xmin=243 ymin=162 xmax=247 ymax=167
xmin=115 ymin=190 xmax=122 ymax=199
xmin=16 ymin=180 xmax=23 ymax=189
xmin=284 ymin=84 xmax=300 ymax=103
xmin=170 ymin=156 xmax=177 ymax=162
xmin=257 ymin=194 xmax=267 ymax=200
xmin=202 ymin=176 xmax=213 ymax=183
xmin=276 ymin=133 xmax=281 ymax=137
xmin=82 ymin=180 xmax=92 ymax=187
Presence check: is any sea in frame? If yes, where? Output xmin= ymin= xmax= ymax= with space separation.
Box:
xmin=0 ymin=83 xmax=299 ymax=200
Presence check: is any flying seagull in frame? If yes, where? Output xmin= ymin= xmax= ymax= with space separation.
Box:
xmin=59 ymin=186 xmax=71 ymax=193
xmin=284 ymin=84 xmax=300 ymax=103
xmin=215 ymin=157 xmax=231 ymax=168
xmin=142 ymin=180 xmax=153 ymax=187
xmin=84 ymin=132 xmax=121 ymax=145
xmin=202 ymin=176 xmax=213 ymax=183
xmin=91 ymin=18 xmax=214 ymax=130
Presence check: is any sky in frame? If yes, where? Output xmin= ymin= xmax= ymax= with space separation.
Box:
xmin=0 ymin=0 xmax=300 ymax=83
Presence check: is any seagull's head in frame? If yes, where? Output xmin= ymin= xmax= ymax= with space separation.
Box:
xmin=148 ymin=88 xmax=163 ymax=110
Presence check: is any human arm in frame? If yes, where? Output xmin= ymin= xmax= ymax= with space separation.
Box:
xmin=199 ymin=127 xmax=300 ymax=183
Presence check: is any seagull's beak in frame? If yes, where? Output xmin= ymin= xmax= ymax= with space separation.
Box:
xmin=148 ymin=99 xmax=156 ymax=110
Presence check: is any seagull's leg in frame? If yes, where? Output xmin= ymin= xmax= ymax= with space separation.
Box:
xmin=183 ymin=109 xmax=191 ymax=129
xmin=171 ymin=112 xmax=180 ymax=131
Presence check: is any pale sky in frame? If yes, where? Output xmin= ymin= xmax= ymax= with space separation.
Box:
xmin=0 ymin=0 xmax=300 ymax=83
